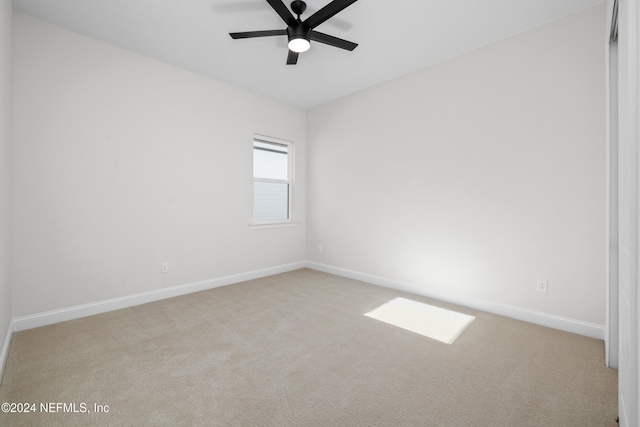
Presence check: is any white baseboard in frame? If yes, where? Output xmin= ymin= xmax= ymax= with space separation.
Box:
xmin=0 ymin=319 xmax=14 ymax=382
xmin=306 ymin=261 xmax=605 ymax=340
xmin=9 ymin=260 xmax=606 ymax=340
xmin=12 ymin=261 xmax=306 ymax=332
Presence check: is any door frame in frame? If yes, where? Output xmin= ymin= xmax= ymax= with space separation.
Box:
xmin=607 ymin=0 xmax=620 ymax=370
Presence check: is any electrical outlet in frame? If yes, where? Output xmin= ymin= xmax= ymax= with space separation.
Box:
xmin=536 ymin=280 xmax=548 ymax=293
xmin=162 ymin=263 xmax=169 ymax=273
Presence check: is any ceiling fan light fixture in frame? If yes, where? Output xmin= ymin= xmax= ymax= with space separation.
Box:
xmin=287 ymin=23 xmax=311 ymax=53
xmin=229 ymin=0 xmax=359 ymax=65
xmin=288 ymin=37 xmax=310 ymax=53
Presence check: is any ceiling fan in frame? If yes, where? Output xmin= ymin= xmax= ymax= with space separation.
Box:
xmin=229 ymin=0 xmax=359 ymax=65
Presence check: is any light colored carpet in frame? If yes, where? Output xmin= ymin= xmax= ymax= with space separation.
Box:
xmin=365 ymin=297 xmax=475 ymax=344
xmin=0 ymin=268 xmax=618 ymax=426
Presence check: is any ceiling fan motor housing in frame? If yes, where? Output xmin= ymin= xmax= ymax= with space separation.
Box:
xmin=289 ymin=0 xmax=309 ymax=44
xmin=287 ymin=23 xmax=310 ymax=44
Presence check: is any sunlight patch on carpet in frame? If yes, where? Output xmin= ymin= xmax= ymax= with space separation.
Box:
xmin=365 ymin=297 xmax=475 ymax=344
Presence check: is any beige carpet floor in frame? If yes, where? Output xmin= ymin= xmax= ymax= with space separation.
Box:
xmin=0 ymin=268 xmax=618 ymax=426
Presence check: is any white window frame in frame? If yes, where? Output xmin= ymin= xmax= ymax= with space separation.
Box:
xmin=250 ymin=134 xmax=298 ymax=229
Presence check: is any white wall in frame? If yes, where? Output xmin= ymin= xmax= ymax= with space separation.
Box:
xmin=307 ymin=5 xmax=607 ymax=325
xmin=0 ymin=0 xmax=12 ymax=352
xmin=12 ymin=13 xmax=306 ymax=317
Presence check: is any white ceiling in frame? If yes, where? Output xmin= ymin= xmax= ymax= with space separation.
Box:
xmin=12 ymin=0 xmax=604 ymax=109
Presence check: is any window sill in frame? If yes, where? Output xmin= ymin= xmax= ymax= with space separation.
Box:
xmin=249 ymin=221 xmax=300 ymax=230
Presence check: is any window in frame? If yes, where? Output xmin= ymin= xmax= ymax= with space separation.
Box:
xmin=253 ymin=136 xmax=293 ymax=224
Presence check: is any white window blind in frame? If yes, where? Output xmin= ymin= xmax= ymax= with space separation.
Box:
xmin=253 ymin=138 xmax=292 ymax=222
